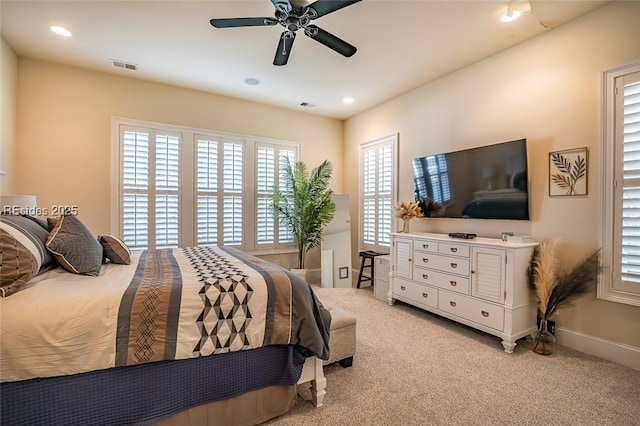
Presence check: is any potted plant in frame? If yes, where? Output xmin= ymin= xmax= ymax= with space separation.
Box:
xmin=272 ymin=159 xmax=336 ymax=279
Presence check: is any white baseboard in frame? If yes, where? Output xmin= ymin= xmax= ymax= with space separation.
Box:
xmin=556 ymin=326 xmax=640 ymax=371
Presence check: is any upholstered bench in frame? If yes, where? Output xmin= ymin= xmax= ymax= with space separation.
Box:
xmin=323 ymin=302 xmax=357 ymax=368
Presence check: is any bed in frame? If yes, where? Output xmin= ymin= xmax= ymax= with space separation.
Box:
xmin=0 ymin=213 xmax=331 ymax=425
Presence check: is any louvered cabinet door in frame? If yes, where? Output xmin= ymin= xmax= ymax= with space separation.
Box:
xmin=393 ymin=238 xmax=413 ymax=280
xmin=470 ymin=247 xmax=506 ymax=303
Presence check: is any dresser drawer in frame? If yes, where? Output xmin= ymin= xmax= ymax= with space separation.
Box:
xmin=438 ymin=292 xmax=505 ymax=331
xmin=393 ymin=278 xmax=438 ymax=309
xmin=413 ymin=239 xmax=439 ymax=254
xmin=439 ymin=243 xmax=470 ymax=257
xmin=413 ymin=253 xmax=470 ymax=275
xmin=413 ymin=267 xmax=470 ymax=295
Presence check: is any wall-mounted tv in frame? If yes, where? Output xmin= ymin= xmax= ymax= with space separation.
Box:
xmin=412 ymin=138 xmax=530 ymax=220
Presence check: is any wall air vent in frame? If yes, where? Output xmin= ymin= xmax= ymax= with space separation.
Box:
xmin=299 ymin=102 xmax=316 ymax=108
xmin=110 ymin=59 xmax=137 ymax=71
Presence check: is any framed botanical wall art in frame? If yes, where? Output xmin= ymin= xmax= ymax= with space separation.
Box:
xmin=549 ymin=147 xmax=588 ymax=196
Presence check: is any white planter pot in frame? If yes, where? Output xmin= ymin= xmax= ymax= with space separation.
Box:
xmin=290 ymin=268 xmax=307 ymax=283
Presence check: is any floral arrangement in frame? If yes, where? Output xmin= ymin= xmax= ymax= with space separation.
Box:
xmin=417 ymin=197 xmax=443 ymax=217
xmin=527 ymin=240 xmax=601 ymax=321
xmin=393 ymin=200 xmax=422 ymax=220
xmin=394 ymin=200 xmax=422 ymax=233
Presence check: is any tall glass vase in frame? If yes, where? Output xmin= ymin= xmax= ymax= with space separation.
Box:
xmin=532 ymin=319 xmax=555 ymax=355
xmin=401 ymin=217 xmax=410 ymax=233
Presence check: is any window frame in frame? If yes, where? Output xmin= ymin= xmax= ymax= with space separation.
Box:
xmin=599 ymin=60 xmax=640 ymax=307
xmin=359 ymin=133 xmax=398 ymax=253
xmin=111 ymin=117 xmax=300 ymax=254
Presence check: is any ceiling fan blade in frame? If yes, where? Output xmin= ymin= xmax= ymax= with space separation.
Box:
xmin=304 ymin=25 xmax=356 ymax=57
xmin=274 ymin=31 xmax=296 ymax=66
xmin=210 ymin=17 xmax=277 ymax=28
xmin=307 ymin=0 xmax=361 ymax=19
xmin=270 ymin=0 xmax=293 ymax=14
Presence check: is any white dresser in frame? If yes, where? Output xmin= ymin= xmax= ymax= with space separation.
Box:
xmin=389 ymin=232 xmax=538 ymax=352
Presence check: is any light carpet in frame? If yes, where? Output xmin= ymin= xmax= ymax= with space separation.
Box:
xmin=268 ymin=287 xmax=640 ymax=426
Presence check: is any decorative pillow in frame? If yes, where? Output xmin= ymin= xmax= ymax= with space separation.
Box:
xmin=98 ymin=235 xmax=131 ymax=265
xmin=46 ymin=214 xmax=103 ymax=276
xmin=0 ymin=215 xmax=55 ymax=269
xmin=0 ymin=229 xmax=40 ymax=297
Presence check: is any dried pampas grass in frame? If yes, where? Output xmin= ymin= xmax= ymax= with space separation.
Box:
xmin=393 ymin=200 xmax=422 ymax=220
xmin=527 ymin=240 xmax=602 ymax=320
xmin=527 ymin=239 xmax=559 ymax=317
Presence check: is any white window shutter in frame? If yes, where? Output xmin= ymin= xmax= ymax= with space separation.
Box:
xmin=122 ymin=193 xmax=149 ymax=250
xmin=117 ymin=119 xmax=300 ymax=253
xmin=620 ymin=80 xmax=640 ymax=285
xmin=361 ymin=137 xmax=395 ymax=251
xmin=223 ymin=141 xmax=243 ymax=245
xmin=196 ymin=138 xmax=219 ymax=246
xmin=155 ymin=134 xmax=180 ymax=248
xmin=256 ymin=146 xmax=275 ymax=245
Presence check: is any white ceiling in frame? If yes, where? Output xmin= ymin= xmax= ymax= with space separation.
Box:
xmin=1 ymin=0 xmax=610 ymax=120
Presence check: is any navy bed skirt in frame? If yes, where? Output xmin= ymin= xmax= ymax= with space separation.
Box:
xmin=1 ymin=345 xmax=306 ymax=426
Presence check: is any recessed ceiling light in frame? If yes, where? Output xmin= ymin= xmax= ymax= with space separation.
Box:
xmin=49 ymin=25 xmax=72 ymax=37
xmin=342 ymin=97 xmax=354 ymax=104
xmin=244 ymin=78 xmax=260 ymax=86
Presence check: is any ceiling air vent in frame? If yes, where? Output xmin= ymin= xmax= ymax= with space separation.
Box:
xmin=110 ymin=59 xmax=137 ymax=71
xmin=299 ymin=102 xmax=316 ymax=108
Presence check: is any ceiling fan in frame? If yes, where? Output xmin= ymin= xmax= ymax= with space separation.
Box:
xmin=210 ymin=0 xmax=362 ymax=66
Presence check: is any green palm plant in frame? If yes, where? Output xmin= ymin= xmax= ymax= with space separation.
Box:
xmin=272 ymin=159 xmax=336 ymax=269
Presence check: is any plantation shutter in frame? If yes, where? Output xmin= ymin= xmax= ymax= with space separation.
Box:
xmin=155 ymin=134 xmax=180 ymax=249
xmin=618 ymin=78 xmax=640 ymax=287
xmin=122 ymin=129 xmax=149 ymax=250
xmin=196 ymin=137 xmax=219 ymax=246
xmin=255 ymin=144 xmax=296 ymax=247
xmin=361 ymin=135 xmax=396 ymax=252
xmin=116 ymin=118 xmax=300 ymax=253
xmin=121 ymin=127 xmax=180 ymax=250
xmin=222 ymin=140 xmax=244 ymax=246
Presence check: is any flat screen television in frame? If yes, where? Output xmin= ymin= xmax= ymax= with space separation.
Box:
xmin=412 ymin=138 xmax=530 ymax=220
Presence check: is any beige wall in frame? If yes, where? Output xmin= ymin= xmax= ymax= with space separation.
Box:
xmin=344 ymin=2 xmax=640 ymax=349
xmin=15 ymin=58 xmax=343 ymax=233
xmin=1 ymin=37 xmax=17 ymax=195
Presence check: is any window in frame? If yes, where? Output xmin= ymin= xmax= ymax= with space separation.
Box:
xmin=120 ymin=126 xmax=180 ymax=250
xmin=255 ymin=144 xmax=295 ymax=249
xmin=600 ymin=61 xmax=640 ymax=306
xmin=112 ymin=118 xmax=298 ymax=252
xmin=360 ymin=134 xmax=397 ymax=252
xmin=195 ymin=136 xmax=244 ymax=247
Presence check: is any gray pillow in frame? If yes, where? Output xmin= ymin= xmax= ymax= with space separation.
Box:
xmin=98 ymin=235 xmax=131 ymax=265
xmin=46 ymin=214 xmax=103 ymax=276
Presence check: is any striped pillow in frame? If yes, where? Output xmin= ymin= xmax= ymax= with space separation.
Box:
xmin=0 ymin=229 xmax=39 ymax=297
xmin=98 ymin=235 xmax=131 ymax=265
xmin=46 ymin=214 xmax=103 ymax=276
xmin=0 ymin=215 xmax=56 ymax=269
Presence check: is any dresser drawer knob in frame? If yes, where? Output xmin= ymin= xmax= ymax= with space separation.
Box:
xmin=423 ymin=244 xmax=429 ymax=249
xmin=423 ymin=258 xmax=429 ymax=263
xmin=450 ymin=281 xmax=457 ymax=287
xmin=450 ymin=247 xmax=457 ymax=253
xmin=423 ymin=274 xmax=429 ymax=279
xmin=422 ymin=293 xmax=429 ymax=298
xmin=449 ymin=301 xmax=457 ymax=307
xmin=400 ymin=286 xmax=406 ymax=291
xmin=481 ymin=311 xmax=489 ymax=317
xmin=450 ymin=263 xmax=457 ymax=268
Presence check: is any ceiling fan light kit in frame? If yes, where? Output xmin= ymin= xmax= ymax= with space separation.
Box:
xmin=210 ymin=0 xmax=361 ymax=66
xmin=500 ymin=0 xmax=531 ymax=23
